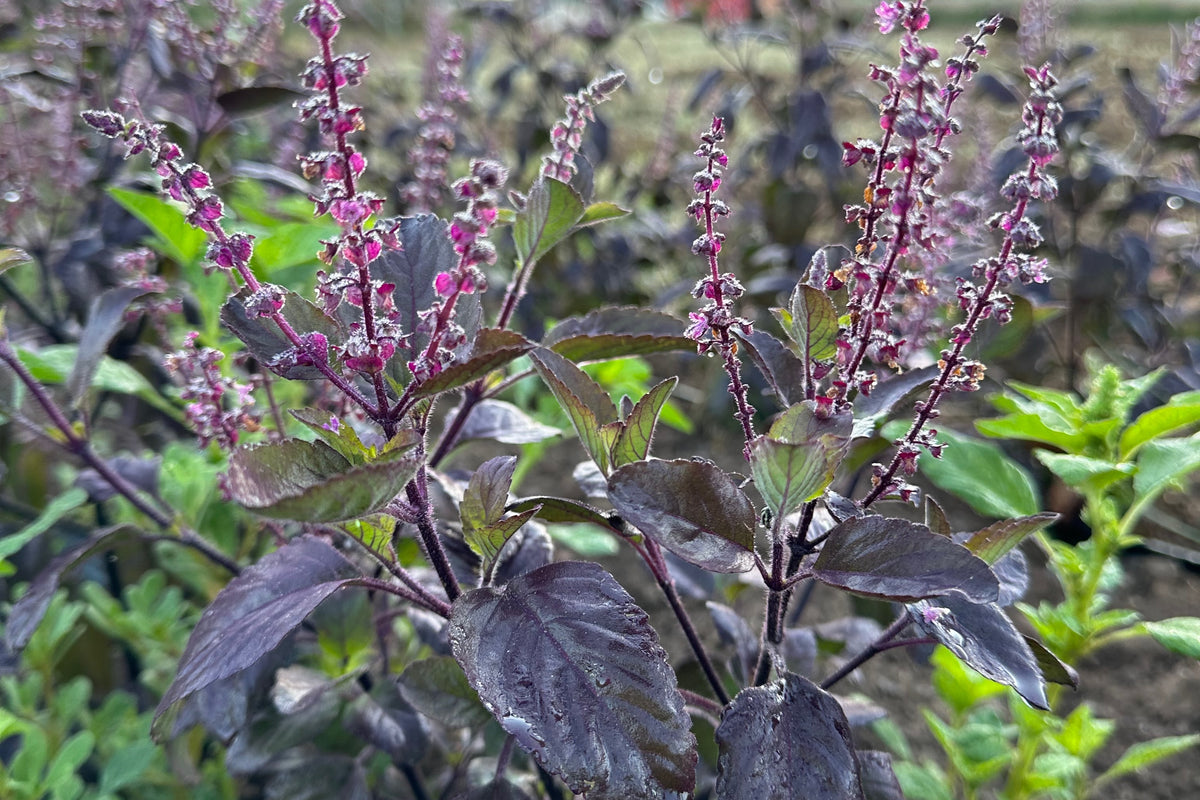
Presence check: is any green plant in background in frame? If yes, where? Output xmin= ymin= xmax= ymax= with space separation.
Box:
xmin=879 ymin=360 xmax=1200 ymax=798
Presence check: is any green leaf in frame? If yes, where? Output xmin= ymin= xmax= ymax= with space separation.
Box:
xmin=512 ymin=177 xmax=585 ymax=266
xmin=397 ymin=656 xmax=490 ymax=728
xmin=508 ymin=496 xmax=615 ymax=531
xmin=1133 ymin=434 xmax=1200 ymax=503
xmin=976 ymin=413 xmax=1086 ymax=452
xmin=543 ymin=307 xmax=694 ymax=363
xmin=1143 ymin=617 xmax=1200 ymax=659
xmin=751 ymin=403 xmax=851 ymax=516
xmin=107 ymin=187 xmax=207 ymax=266
xmin=576 ymin=201 xmax=631 ymax=227
xmin=16 ymin=345 xmax=179 ymax=419
xmin=250 ymin=220 xmax=340 ymax=277
xmin=774 ymin=283 xmax=838 ymax=363
xmin=97 ymin=740 xmax=157 ymax=796
xmin=290 ymin=408 xmax=373 ymax=464
xmin=612 ymin=377 xmax=676 ymax=468
xmin=545 ymin=523 xmax=620 ymax=556
xmin=1093 ymin=734 xmax=1200 ymax=789
xmin=1119 ymin=392 xmax=1200 ymax=457
xmin=460 ymin=456 xmax=541 ymax=577
xmin=0 ymin=246 xmax=32 ymax=276
xmin=340 ymin=515 xmax=396 ymax=553
xmin=45 ymin=730 xmax=95 ymax=789
xmin=224 ymin=438 xmax=420 ymax=522
xmin=412 ymin=329 xmax=532 ymax=398
xmin=963 ymin=513 xmax=1058 ymax=564
xmin=0 ymin=488 xmax=89 ymax=568
xmin=1036 ymin=452 xmax=1133 ymax=493
xmin=529 ymin=347 xmax=618 ymax=475
xmin=884 ymin=423 xmax=1040 ymax=518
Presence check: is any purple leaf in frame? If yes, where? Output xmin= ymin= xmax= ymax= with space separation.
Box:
xmin=225 ymin=438 xmax=420 ymax=522
xmin=220 ymin=287 xmax=343 ymax=380
xmin=67 ymin=285 xmax=150 ymax=408
xmin=907 ymin=596 xmax=1049 ymax=709
xmin=852 ymin=365 xmax=939 ymax=437
xmin=507 ymin=496 xmax=615 ymax=530
xmin=5 ymin=525 xmax=138 ymax=652
xmin=715 ymin=673 xmax=865 ymax=800
xmin=857 ymin=750 xmax=904 ymax=800
xmin=1024 ymin=636 xmax=1079 ymax=688
xmin=154 ymin=536 xmax=362 ymax=735
xmin=373 ymin=215 xmax=454 ymax=364
xmin=451 ymin=399 xmax=561 ymax=445
xmin=449 ymin=561 xmax=697 ymax=799
xmin=735 ymin=329 xmax=807 ymax=407
xmin=707 ymin=601 xmax=758 ymax=684
xmin=543 ymin=307 xmax=695 ymax=362
xmin=812 ymin=516 xmax=999 ymax=603
xmin=413 ymin=329 xmax=532 ymax=398
xmin=607 ymin=459 xmax=756 ymax=573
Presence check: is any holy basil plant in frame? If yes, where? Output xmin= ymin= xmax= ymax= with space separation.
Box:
xmin=0 ymin=1 xmax=1095 ymax=798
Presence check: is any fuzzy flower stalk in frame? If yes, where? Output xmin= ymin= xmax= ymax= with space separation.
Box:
xmin=164 ymin=333 xmax=260 ymax=450
xmin=540 ymin=71 xmax=626 ymax=183
xmin=864 ymin=63 xmax=1060 ymax=506
xmin=685 ymin=117 xmax=756 ymax=455
xmin=834 ymin=2 xmax=1000 ymax=405
xmin=401 ymin=27 xmax=469 ymax=214
xmin=298 ymin=0 xmax=403 ymax=420
xmin=405 ymin=159 xmax=507 ymax=388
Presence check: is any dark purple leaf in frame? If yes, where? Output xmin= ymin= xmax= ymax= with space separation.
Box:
xmin=449 ymin=561 xmax=697 ymax=799
xmin=857 ymin=751 xmax=904 ymax=800
xmin=397 ymin=655 xmax=491 ymax=729
xmin=216 ymin=85 xmax=305 ymax=114
xmin=263 ymin=755 xmax=368 ymax=800
xmin=707 ymin=601 xmax=758 ymax=684
xmin=452 ymin=399 xmax=561 ymax=445
xmin=907 ymin=597 xmax=1048 ymax=709
xmin=221 ymin=287 xmax=343 ymax=380
xmin=715 ymin=673 xmax=865 ymax=800
xmin=852 ymin=366 xmax=939 ymax=437
xmin=573 ymin=460 xmax=608 ymax=499
xmin=154 ymin=536 xmax=362 ymax=735
xmin=835 ymin=695 xmax=887 ymax=726
xmin=66 ymin=285 xmax=149 ymax=408
xmin=507 ymin=496 xmax=615 ymax=530
xmin=225 ymin=670 xmax=340 ymax=774
xmin=458 ymin=779 xmax=536 ymax=800
xmin=735 ymin=329 xmax=807 ymax=406
xmin=784 ymin=628 xmax=817 ymax=676
xmin=75 ymin=454 xmax=160 ymax=503
xmin=224 ymin=438 xmax=419 ymax=522
xmin=344 ymin=685 xmax=429 ymax=765
xmin=374 ymin=215 xmax=454 ymax=364
xmin=492 ymin=522 xmax=554 ymax=584
xmin=665 ymin=551 xmax=715 ymax=599
xmin=607 ymin=459 xmax=756 ymax=573
xmin=413 ymin=329 xmax=533 ymax=398
xmin=812 ymin=516 xmax=999 ymax=603
xmin=543 ymin=307 xmax=694 ymax=362
xmin=5 ymin=525 xmax=138 ymax=652
xmin=1025 ymin=636 xmax=1079 ymax=689
xmin=170 ymin=650 xmax=287 ymax=743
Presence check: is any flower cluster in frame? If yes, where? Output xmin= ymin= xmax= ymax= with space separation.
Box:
xmin=402 ymin=27 xmax=469 ymax=214
xmin=832 ymin=3 xmax=999 ymax=403
xmin=164 ymin=332 xmax=259 ymax=451
xmin=865 ymin=63 xmax=1062 ymax=505
xmin=113 ymin=247 xmax=183 ymax=340
xmin=297 ymin=0 xmax=405 ymax=389
xmin=408 ymin=159 xmax=507 ymax=383
xmin=540 ymin=72 xmax=626 ymax=183
xmin=685 ymin=117 xmax=756 ymax=452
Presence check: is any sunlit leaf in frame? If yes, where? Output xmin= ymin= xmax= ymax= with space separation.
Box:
xmin=612 ymin=377 xmax=676 ymax=467
xmin=543 ymin=307 xmax=694 ymax=362
xmin=1143 ymin=617 xmax=1200 ymax=659
xmin=513 ymin=177 xmax=585 ymax=266
xmin=413 ymin=329 xmax=532 ymax=398
xmin=529 ymin=347 xmax=618 ymax=474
